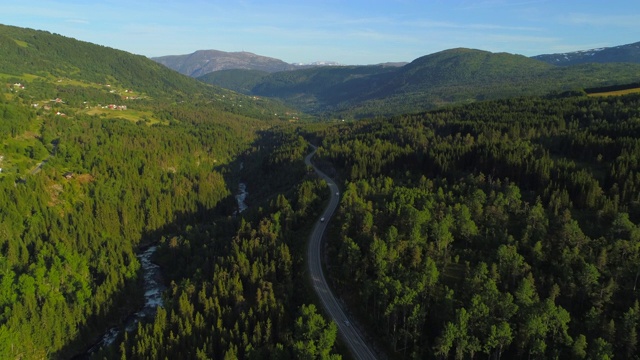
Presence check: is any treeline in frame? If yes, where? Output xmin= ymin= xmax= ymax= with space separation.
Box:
xmin=96 ymin=129 xmax=342 ymax=359
xmin=313 ymin=94 xmax=640 ymax=359
xmin=585 ymin=82 xmax=640 ymax=94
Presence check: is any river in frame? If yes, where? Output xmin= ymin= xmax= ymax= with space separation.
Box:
xmin=79 ymin=177 xmax=248 ymax=357
xmin=76 ymin=245 xmax=165 ymax=358
xmin=235 ymin=182 xmax=249 ymax=214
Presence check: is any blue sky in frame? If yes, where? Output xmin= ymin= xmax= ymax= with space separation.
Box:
xmin=1 ymin=0 xmax=639 ymax=65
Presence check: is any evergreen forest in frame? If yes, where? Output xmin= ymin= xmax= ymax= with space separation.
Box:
xmin=311 ymin=94 xmax=640 ymax=359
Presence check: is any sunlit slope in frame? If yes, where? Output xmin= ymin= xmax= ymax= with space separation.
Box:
xmin=0 ymin=23 xmax=293 ymax=120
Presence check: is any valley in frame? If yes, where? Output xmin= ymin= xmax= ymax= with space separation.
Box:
xmin=2 ymin=22 xmax=640 ymax=360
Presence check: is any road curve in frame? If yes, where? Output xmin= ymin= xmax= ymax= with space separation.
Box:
xmin=305 ymin=146 xmax=379 ymax=360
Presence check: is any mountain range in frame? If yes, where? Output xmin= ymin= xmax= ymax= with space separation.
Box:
xmin=197 ymin=47 xmax=640 ymax=118
xmin=154 ymin=41 xmax=640 ymax=77
xmin=151 ymin=41 xmax=640 ymax=118
xmin=4 ymin=21 xmax=637 ymax=121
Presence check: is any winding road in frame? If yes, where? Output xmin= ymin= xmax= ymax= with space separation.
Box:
xmin=305 ymin=146 xmax=379 ymax=360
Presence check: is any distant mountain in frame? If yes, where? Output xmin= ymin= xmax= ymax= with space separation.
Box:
xmin=153 ymin=49 xmax=407 ymax=78
xmin=533 ymin=41 xmax=640 ymax=66
xmin=198 ymin=47 xmax=640 ymax=118
xmin=152 ymin=50 xmax=305 ymax=77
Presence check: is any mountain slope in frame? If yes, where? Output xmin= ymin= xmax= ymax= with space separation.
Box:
xmin=0 ymin=24 xmax=294 ymax=122
xmin=152 ymin=50 xmax=303 ymax=77
xmin=533 ymin=41 xmax=640 ymax=65
xmin=0 ymin=25 xmax=208 ymax=99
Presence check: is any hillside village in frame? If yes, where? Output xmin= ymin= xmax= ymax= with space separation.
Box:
xmin=8 ymin=79 xmax=135 ymax=115
xmin=1 ymin=78 xmax=143 ymax=178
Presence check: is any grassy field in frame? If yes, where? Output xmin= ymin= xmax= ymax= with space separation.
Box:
xmin=13 ymin=39 xmax=28 ymax=48
xmin=84 ymin=108 xmax=164 ymax=124
xmin=0 ymin=72 xmax=40 ymax=81
xmin=588 ymin=87 xmax=640 ymax=97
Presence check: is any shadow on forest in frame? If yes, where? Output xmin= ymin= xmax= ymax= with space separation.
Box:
xmin=62 ymin=125 xmax=319 ymax=359
xmin=61 ymin=131 xmax=282 ymax=359
xmin=64 ymin=200 xmax=237 ymax=359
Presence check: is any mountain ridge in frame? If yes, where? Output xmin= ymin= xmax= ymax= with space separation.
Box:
xmin=532 ymin=41 xmax=640 ymax=66
xmin=152 ymin=49 xmax=306 ymax=77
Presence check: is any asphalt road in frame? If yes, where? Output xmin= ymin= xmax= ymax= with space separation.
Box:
xmin=305 ymin=147 xmax=379 ymax=360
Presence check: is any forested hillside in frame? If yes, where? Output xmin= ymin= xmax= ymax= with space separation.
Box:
xmin=311 ymin=93 xmax=640 ymax=359
xmin=0 ymin=24 xmax=292 ymax=119
xmin=0 ymin=24 xmax=341 ymax=359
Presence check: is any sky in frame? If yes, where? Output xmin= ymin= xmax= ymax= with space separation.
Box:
xmin=1 ymin=0 xmax=639 ymax=65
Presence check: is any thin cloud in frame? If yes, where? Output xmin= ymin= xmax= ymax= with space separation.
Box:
xmin=564 ymin=13 xmax=640 ymax=28
xmin=483 ymin=33 xmax=559 ymax=44
xmin=409 ymin=20 xmax=542 ymax=32
xmin=66 ymin=19 xmax=89 ymax=24
xmin=459 ymin=0 xmax=550 ymax=10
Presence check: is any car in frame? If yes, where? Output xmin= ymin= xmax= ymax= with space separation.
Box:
xmin=344 ymin=320 xmax=350 ymax=326
xmin=336 ymin=192 xmax=339 ymax=196
xmin=320 ymin=217 xmax=325 ymax=222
